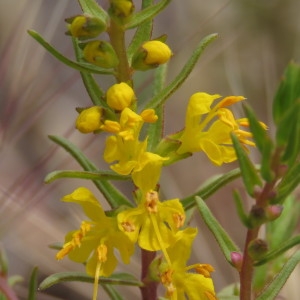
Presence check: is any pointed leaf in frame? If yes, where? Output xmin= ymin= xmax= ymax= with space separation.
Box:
xmin=28 ymin=30 xmax=115 ymax=75
xmin=39 ymin=272 xmax=143 ymax=290
xmin=48 ymin=135 xmax=132 ymax=208
xmin=195 ymin=196 xmax=239 ymax=264
xmin=233 ymin=190 xmax=251 ymax=228
xmin=28 ymin=267 xmax=38 ymax=300
xmin=276 ymin=101 xmax=300 ymax=166
xmin=181 ymin=167 xmax=246 ymax=210
xmin=275 ymin=163 xmax=300 ymax=203
xmin=142 ymin=33 xmax=218 ymax=111
xmin=147 ymin=64 xmax=167 ymax=151
xmin=72 ymin=37 xmax=105 ymax=107
xmin=127 ymin=0 xmax=153 ymax=63
xmin=126 ymin=0 xmax=171 ymax=29
xmin=273 ymin=62 xmax=300 ymax=125
xmin=45 ymin=170 xmax=130 ymax=183
xmin=243 ymin=104 xmax=274 ymax=182
xmin=256 ymin=251 xmax=300 ymax=300
xmin=231 ymin=133 xmax=262 ymax=196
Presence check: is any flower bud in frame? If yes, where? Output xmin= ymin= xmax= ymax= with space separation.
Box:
xmin=106 ymin=82 xmax=135 ymax=111
xmin=75 ymin=106 xmax=103 ymax=133
xmin=231 ymin=252 xmax=243 ymax=272
xmin=65 ymin=15 xmax=106 ymax=39
xmin=248 ymin=239 xmax=268 ymax=260
xmin=266 ymin=205 xmax=283 ymax=221
xmin=83 ymin=41 xmax=119 ymax=69
xmin=109 ymin=0 xmax=134 ymax=23
xmin=132 ymin=40 xmax=172 ymax=71
xmin=249 ymin=204 xmax=267 ymax=228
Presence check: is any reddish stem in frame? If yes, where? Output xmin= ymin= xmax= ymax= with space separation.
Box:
xmin=140 ymin=249 xmax=158 ymax=300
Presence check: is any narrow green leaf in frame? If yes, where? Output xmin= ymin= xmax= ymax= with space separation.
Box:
xmin=195 ymin=196 xmax=239 ymax=263
xmin=28 ymin=267 xmax=38 ymax=300
xmin=28 ymin=30 xmax=115 ymax=75
xmin=48 ymin=135 xmax=132 ymax=208
xmin=142 ymin=33 xmax=218 ymax=111
xmin=181 ymin=167 xmax=245 ymax=210
xmin=45 ymin=170 xmax=130 ymax=184
xmin=78 ymin=0 xmax=109 ymax=23
xmin=72 ymin=37 xmax=106 ymax=107
xmin=273 ymin=62 xmax=300 ymax=125
xmin=243 ymin=104 xmax=274 ymax=182
xmin=233 ymin=190 xmax=251 ymax=228
xmin=231 ymin=133 xmax=262 ymax=196
xmin=39 ymin=272 xmax=143 ymax=290
xmin=127 ymin=0 xmax=153 ymax=63
xmin=276 ymin=101 xmax=300 ymax=166
xmin=255 ymin=236 xmax=300 ymax=266
xmin=256 ymin=251 xmax=300 ymax=300
xmin=126 ymin=0 xmax=171 ymax=29
xmin=147 ymin=64 xmax=167 ymax=151
xmin=275 ymin=163 xmax=300 ymax=203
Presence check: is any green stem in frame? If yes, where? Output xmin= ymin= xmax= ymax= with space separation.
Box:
xmin=108 ymin=21 xmax=132 ymax=83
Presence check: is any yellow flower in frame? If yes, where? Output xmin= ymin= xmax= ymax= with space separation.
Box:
xmin=106 ymin=82 xmax=135 ymax=111
xmin=177 ymin=92 xmax=258 ymax=166
xmin=75 ymin=106 xmax=103 ymax=133
xmin=103 ymin=108 xmax=166 ymax=191
xmin=56 ymin=187 xmax=134 ymax=277
xmin=117 ymin=191 xmax=185 ymax=251
xmin=158 ymin=228 xmax=216 ymax=300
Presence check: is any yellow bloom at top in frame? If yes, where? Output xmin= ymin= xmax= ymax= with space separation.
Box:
xmin=106 ymin=82 xmax=135 ymax=111
xmin=177 ymin=92 xmax=260 ymax=166
xmin=75 ymin=106 xmax=103 ymax=133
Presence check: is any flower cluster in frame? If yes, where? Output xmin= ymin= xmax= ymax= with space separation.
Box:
xmin=54 ymin=1 xmax=265 ymax=299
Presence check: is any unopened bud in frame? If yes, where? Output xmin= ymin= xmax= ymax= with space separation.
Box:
xmin=106 ymin=82 xmax=135 ymax=111
xmin=231 ymin=252 xmax=243 ymax=272
xmin=65 ymin=15 xmax=106 ymax=39
xmin=83 ymin=40 xmax=119 ymax=69
xmin=75 ymin=106 xmax=103 ymax=133
xmin=266 ymin=205 xmax=283 ymax=221
xmin=248 ymin=239 xmax=268 ymax=260
xmin=132 ymin=40 xmax=172 ymax=71
xmin=109 ymin=0 xmax=134 ymax=23
xmin=249 ymin=205 xmax=267 ymax=228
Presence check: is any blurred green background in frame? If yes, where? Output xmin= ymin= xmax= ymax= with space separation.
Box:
xmin=0 ymin=0 xmax=299 ymax=299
